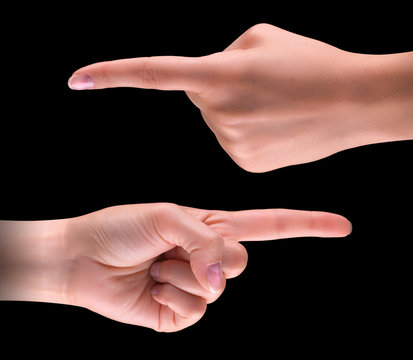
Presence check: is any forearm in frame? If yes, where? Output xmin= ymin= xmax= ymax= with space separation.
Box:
xmin=0 ymin=219 xmax=71 ymax=304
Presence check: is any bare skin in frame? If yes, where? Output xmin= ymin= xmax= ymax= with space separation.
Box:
xmin=68 ymin=23 xmax=413 ymax=172
xmin=0 ymin=203 xmax=351 ymax=332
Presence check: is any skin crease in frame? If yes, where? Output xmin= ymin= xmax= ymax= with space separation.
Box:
xmin=0 ymin=203 xmax=352 ymax=332
xmin=68 ymin=23 xmax=413 ymax=172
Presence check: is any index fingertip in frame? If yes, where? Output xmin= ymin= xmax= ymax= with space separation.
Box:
xmin=68 ymin=74 xmax=95 ymax=90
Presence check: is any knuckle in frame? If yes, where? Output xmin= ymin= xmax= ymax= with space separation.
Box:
xmin=224 ymin=243 xmax=248 ymax=279
xmin=212 ymin=118 xmax=248 ymax=145
xmin=152 ymin=203 xmax=182 ymax=238
xmin=99 ymin=61 xmax=114 ymax=87
xmin=308 ymin=211 xmax=319 ymax=234
xmin=140 ymin=58 xmax=159 ymax=88
xmin=211 ymin=232 xmax=225 ymax=246
xmin=237 ymin=244 xmax=249 ymax=271
xmin=155 ymin=202 xmax=180 ymax=217
xmin=190 ymin=232 xmax=224 ymax=262
xmin=182 ymin=300 xmax=207 ymax=319
xmin=234 ymin=157 xmax=269 ymax=173
xmin=194 ymin=232 xmax=223 ymax=253
xmin=271 ymin=210 xmax=287 ymax=237
xmin=222 ymin=134 xmax=253 ymax=159
xmin=249 ymin=23 xmax=272 ymax=34
xmin=243 ymin=23 xmax=272 ymax=42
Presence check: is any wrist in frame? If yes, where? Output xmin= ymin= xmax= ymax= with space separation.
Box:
xmin=340 ymin=51 xmax=413 ymax=145
xmin=0 ymin=218 xmax=72 ymax=305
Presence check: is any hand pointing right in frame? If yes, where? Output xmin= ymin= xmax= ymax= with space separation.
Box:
xmin=0 ymin=202 xmax=351 ymax=332
xmin=69 ymin=23 xmax=413 ymax=172
xmin=63 ymin=203 xmax=352 ymax=332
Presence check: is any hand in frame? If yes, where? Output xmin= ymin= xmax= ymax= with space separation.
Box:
xmin=0 ymin=203 xmax=351 ymax=332
xmin=64 ymin=203 xmax=351 ymax=331
xmin=68 ymin=23 xmax=413 ymax=172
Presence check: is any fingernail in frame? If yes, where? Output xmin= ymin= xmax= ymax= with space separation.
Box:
xmin=68 ymin=74 xmax=94 ymax=90
xmin=206 ymin=262 xmax=223 ymax=293
xmin=151 ymin=284 xmax=162 ymax=296
xmin=150 ymin=262 xmax=161 ymax=278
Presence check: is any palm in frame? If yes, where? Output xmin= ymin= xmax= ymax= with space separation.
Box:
xmin=68 ymin=205 xmax=175 ymax=330
xmin=75 ymin=258 xmax=163 ymax=330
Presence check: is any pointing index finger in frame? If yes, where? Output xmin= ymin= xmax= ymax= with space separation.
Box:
xmin=68 ymin=55 xmax=217 ymax=92
xmin=183 ymin=208 xmax=352 ymax=242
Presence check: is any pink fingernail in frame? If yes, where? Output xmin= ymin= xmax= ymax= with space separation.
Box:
xmin=68 ymin=74 xmax=94 ymax=90
xmin=206 ymin=262 xmax=223 ymax=293
xmin=150 ymin=262 xmax=161 ymax=278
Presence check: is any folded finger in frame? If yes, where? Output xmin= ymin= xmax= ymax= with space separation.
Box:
xmin=164 ymin=240 xmax=248 ymax=279
xmin=150 ymin=283 xmax=207 ymax=332
xmin=151 ymin=260 xmax=220 ymax=303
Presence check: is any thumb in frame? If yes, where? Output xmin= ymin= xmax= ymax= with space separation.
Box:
xmin=68 ymin=55 xmax=216 ymax=92
xmin=156 ymin=204 xmax=225 ymax=293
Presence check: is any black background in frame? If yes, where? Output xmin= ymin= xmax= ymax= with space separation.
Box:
xmin=1 ymin=1 xmax=411 ymax=357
